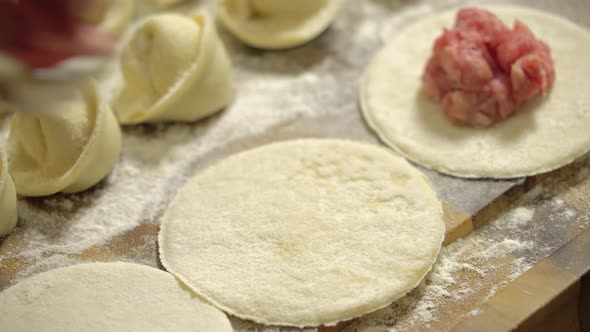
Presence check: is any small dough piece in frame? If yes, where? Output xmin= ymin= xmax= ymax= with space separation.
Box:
xmin=114 ymin=13 xmax=232 ymax=124
xmin=8 ymin=83 xmax=122 ymax=196
xmin=0 ymin=262 xmax=233 ymax=332
xmin=80 ymin=0 xmax=134 ymax=36
xmin=361 ymin=6 xmax=590 ymax=178
xmin=0 ymin=146 xmax=17 ymax=237
xmin=217 ymin=0 xmax=347 ymax=49
xmin=159 ymin=139 xmax=445 ymax=327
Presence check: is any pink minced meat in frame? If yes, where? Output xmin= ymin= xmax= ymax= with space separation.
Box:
xmin=422 ymin=8 xmax=555 ymax=127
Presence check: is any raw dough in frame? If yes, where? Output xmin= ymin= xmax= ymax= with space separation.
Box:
xmin=0 ymin=145 xmax=17 ymax=237
xmin=217 ymin=0 xmax=347 ymax=49
xmin=80 ymin=0 xmax=134 ymax=36
xmin=8 ymin=83 xmax=122 ymax=196
xmin=159 ymin=139 xmax=445 ymax=327
xmin=114 ymin=13 xmax=232 ymax=124
xmin=361 ymin=6 xmax=590 ymax=178
xmin=0 ymin=262 xmax=233 ymax=332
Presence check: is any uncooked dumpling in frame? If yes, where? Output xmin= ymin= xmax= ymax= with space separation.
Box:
xmin=217 ymin=0 xmax=347 ymax=49
xmin=80 ymin=0 xmax=134 ymax=36
xmin=114 ymin=13 xmax=233 ymax=124
xmin=361 ymin=6 xmax=590 ymax=178
xmin=0 ymin=145 xmax=17 ymax=237
xmin=159 ymin=139 xmax=445 ymax=327
xmin=8 ymin=83 xmax=122 ymax=196
xmin=0 ymin=262 xmax=233 ymax=332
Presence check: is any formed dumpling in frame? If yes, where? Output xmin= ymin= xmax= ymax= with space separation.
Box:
xmin=114 ymin=13 xmax=233 ymax=124
xmin=79 ymin=0 xmax=135 ymax=36
xmin=8 ymin=83 xmax=122 ymax=197
xmin=217 ymin=0 xmax=347 ymax=49
xmin=0 ymin=145 xmax=17 ymax=237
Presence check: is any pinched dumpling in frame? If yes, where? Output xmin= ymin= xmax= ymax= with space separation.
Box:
xmin=217 ymin=0 xmax=347 ymax=49
xmin=114 ymin=13 xmax=233 ymax=124
xmin=0 ymin=146 xmax=17 ymax=237
xmin=80 ymin=0 xmax=135 ymax=36
xmin=8 ymin=84 xmax=122 ymax=197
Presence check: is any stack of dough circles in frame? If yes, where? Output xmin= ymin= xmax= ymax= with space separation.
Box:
xmin=79 ymin=0 xmax=134 ymax=36
xmin=8 ymin=83 xmax=122 ymax=197
xmin=114 ymin=13 xmax=233 ymax=124
xmin=0 ymin=262 xmax=233 ymax=332
xmin=361 ymin=5 xmax=590 ymax=179
xmin=217 ymin=0 xmax=347 ymax=49
xmin=159 ymin=139 xmax=445 ymax=327
xmin=0 ymin=145 xmax=17 ymax=237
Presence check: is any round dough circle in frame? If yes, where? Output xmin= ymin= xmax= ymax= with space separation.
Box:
xmin=361 ymin=6 xmax=590 ymax=178
xmin=216 ymin=0 xmax=346 ymax=49
xmin=159 ymin=139 xmax=445 ymax=327
xmin=0 ymin=262 xmax=233 ymax=332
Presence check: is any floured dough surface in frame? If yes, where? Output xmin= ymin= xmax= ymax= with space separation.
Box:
xmin=159 ymin=139 xmax=445 ymax=327
xmin=217 ymin=0 xmax=346 ymax=49
xmin=361 ymin=6 xmax=590 ymax=178
xmin=0 ymin=262 xmax=233 ymax=332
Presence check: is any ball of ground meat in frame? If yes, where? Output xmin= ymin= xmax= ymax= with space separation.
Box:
xmin=422 ymin=8 xmax=555 ymax=127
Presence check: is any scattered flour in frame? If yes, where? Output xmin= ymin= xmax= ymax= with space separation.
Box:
xmin=467 ymin=308 xmax=481 ymax=317
xmin=473 ymin=239 xmax=533 ymax=261
xmin=492 ymin=206 xmax=535 ymax=230
xmin=343 ymin=178 xmax=587 ymax=332
xmin=344 ymin=230 xmax=533 ymax=331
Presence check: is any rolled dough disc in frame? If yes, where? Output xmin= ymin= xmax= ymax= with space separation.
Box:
xmin=0 ymin=262 xmax=233 ymax=332
xmin=159 ymin=139 xmax=445 ymax=327
xmin=361 ymin=6 xmax=590 ymax=178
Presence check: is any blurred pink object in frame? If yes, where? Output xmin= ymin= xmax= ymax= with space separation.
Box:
xmin=0 ymin=0 xmax=113 ymax=69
